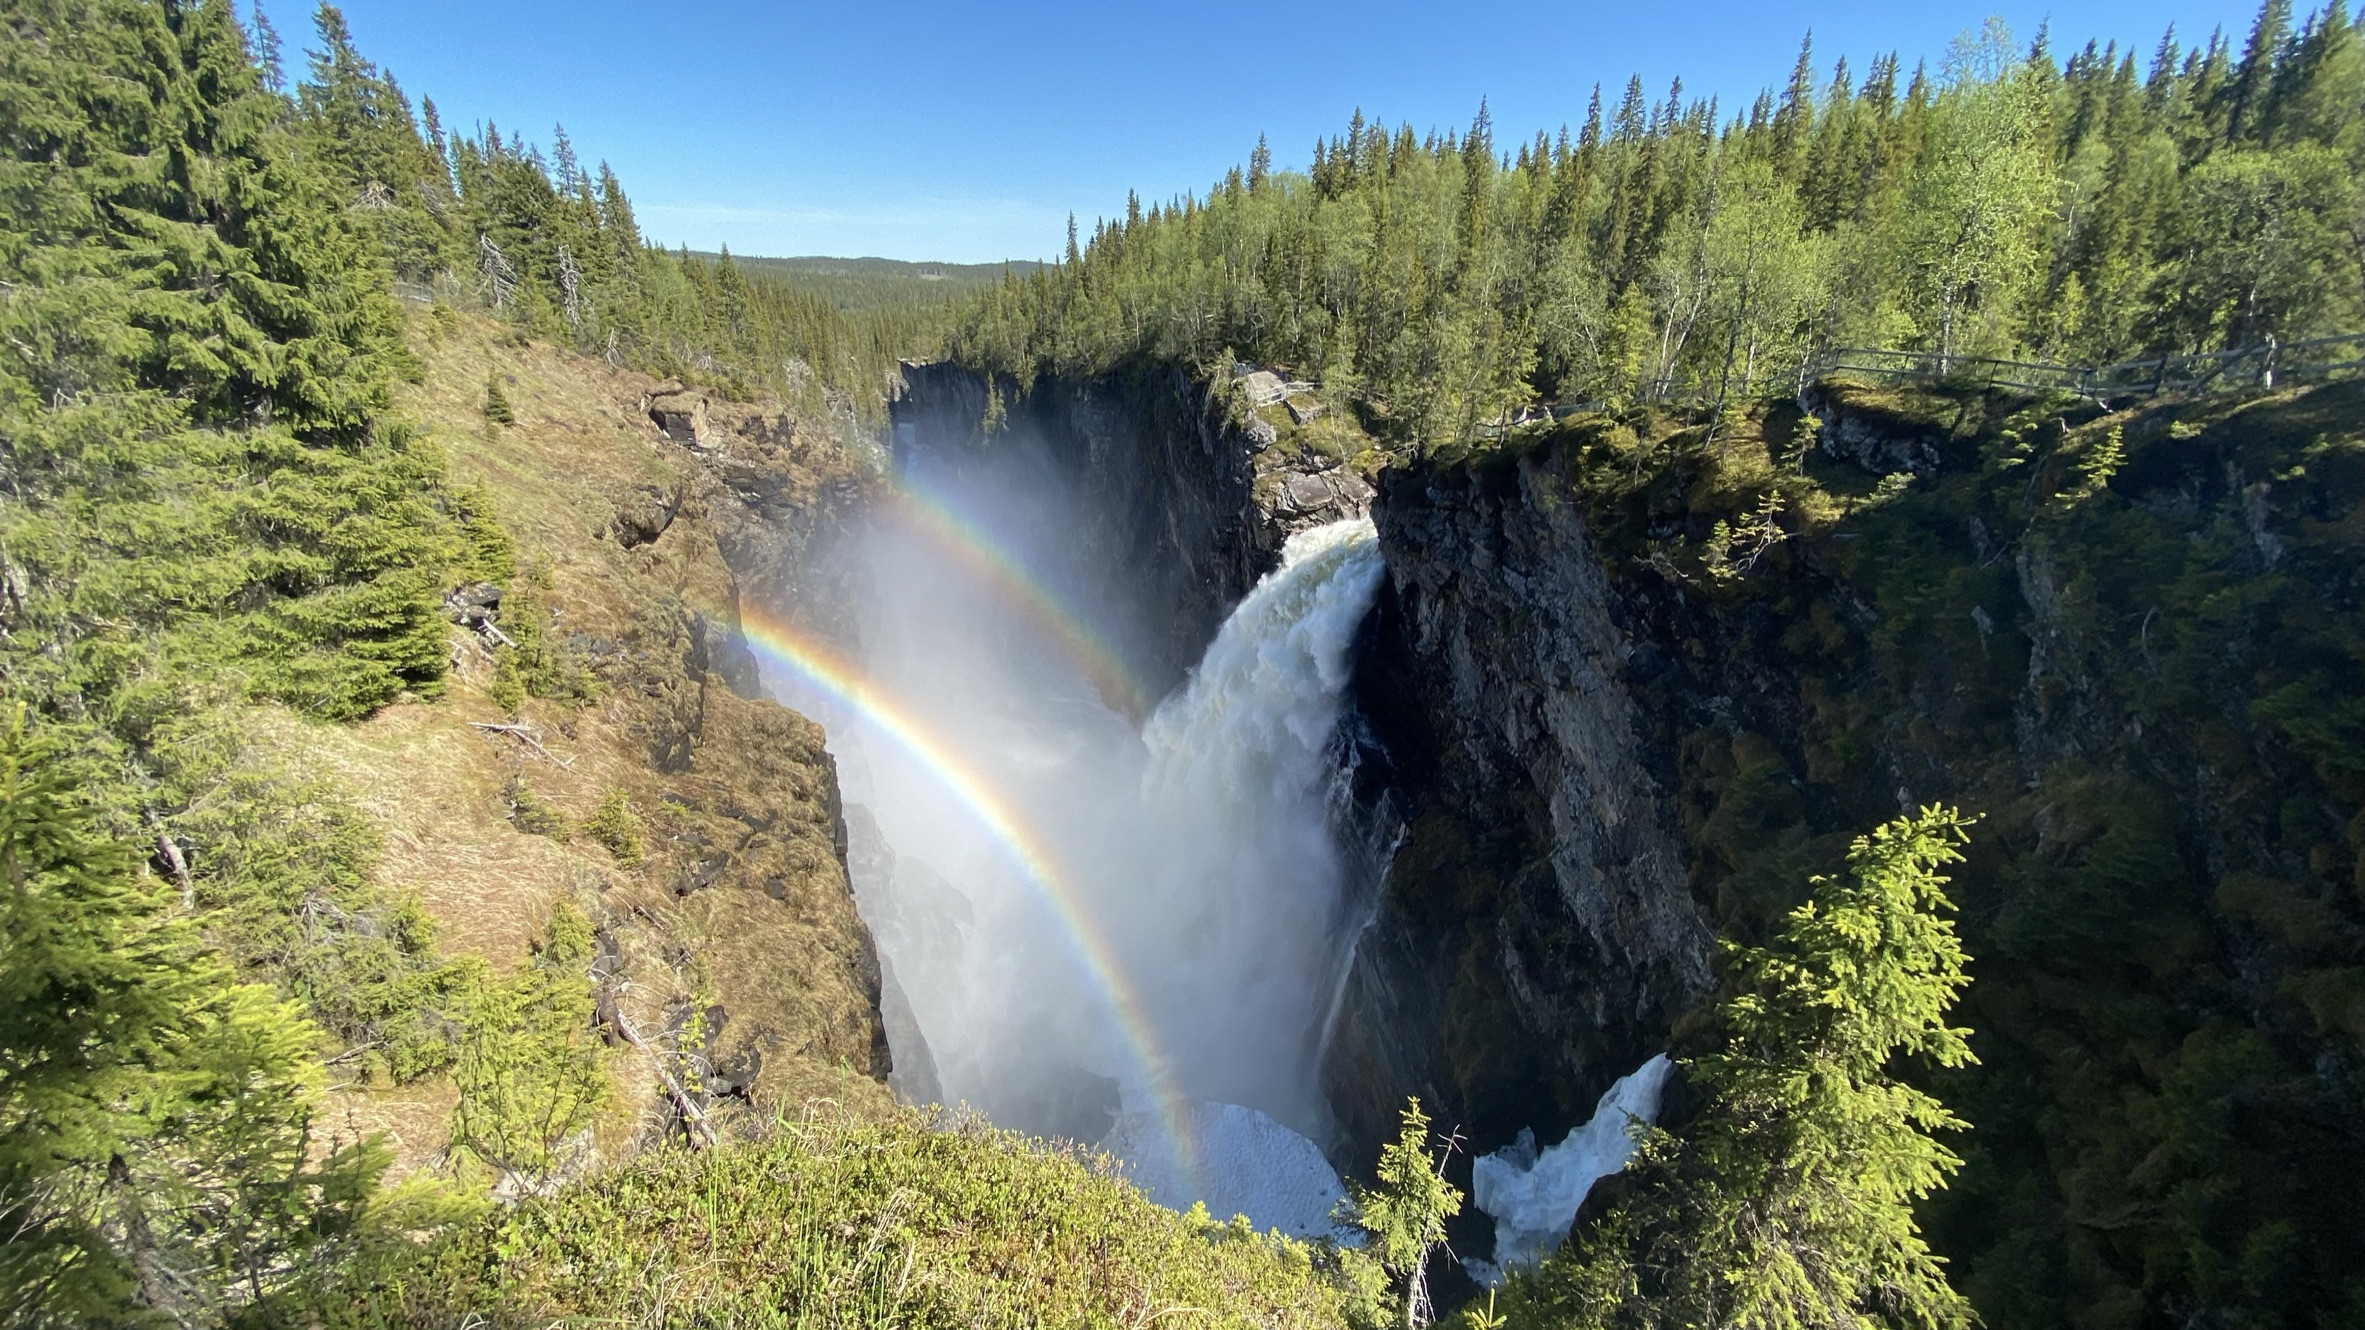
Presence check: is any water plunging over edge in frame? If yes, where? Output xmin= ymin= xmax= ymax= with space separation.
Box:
xmin=777 ymin=506 xmax=1389 ymax=1236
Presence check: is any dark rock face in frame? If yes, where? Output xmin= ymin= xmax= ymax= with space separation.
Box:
xmin=893 ymin=360 xmax=1330 ymax=695
xmin=1325 ymin=447 xmax=1715 ymax=1160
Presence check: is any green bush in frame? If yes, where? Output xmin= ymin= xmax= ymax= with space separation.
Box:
xmin=447 ymin=902 xmax=608 ymax=1184
xmin=0 ymin=707 xmax=386 ymax=1324
xmin=156 ymin=712 xmax=473 ymax=1084
xmin=501 ymin=563 xmax=597 ymax=707
xmin=483 ymin=376 xmax=516 ymax=426
xmin=503 ymin=775 xmax=570 ymax=840
xmin=583 ymin=789 xmax=643 ymax=868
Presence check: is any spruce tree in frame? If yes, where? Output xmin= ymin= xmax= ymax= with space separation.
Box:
xmin=1500 ymin=808 xmax=1978 ymax=1330
xmin=0 ymin=708 xmax=378 ymax=1325
xmin=1345 ymin=1098 xmax=1464 ymax=1330
xmin=0 ymin=0 xmax=452 ymax=727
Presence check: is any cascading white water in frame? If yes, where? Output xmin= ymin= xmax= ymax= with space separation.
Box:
xmin=764 ymin=454 xmax=1385 ymax=1234
xmin=1128 ymin=520 xmax=1387 ymax=1129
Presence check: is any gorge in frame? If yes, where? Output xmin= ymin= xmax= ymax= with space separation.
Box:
xmin=821 ymin=364 xmax=1715 ymax=1262
xmin=855 ymin=358 xmax=2365 ymax=1310
xmin=16 ymin=6 xmax=2365 ymax=1324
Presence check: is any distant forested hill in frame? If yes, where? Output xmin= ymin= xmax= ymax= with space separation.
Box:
xmin=697 ymin=252 xmax=1042 ymax=312
xmin=273 ymin=9 xmax=956 ymax=426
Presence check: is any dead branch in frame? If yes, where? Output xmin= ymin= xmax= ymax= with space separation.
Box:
xmin=614 ymin=1007 xmax=719 ymax=1148
xmin=466 ymin=721 xmax=574 ymax=768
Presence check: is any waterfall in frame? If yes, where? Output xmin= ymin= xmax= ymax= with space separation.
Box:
xmin=1130 ymin=519 xmax=1387 ymax=1130
xmin=766 ymin=466 xmax=1386 ymax=1236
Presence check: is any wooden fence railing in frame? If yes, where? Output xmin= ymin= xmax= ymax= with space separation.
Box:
xmin=1801 ymin=332 xmax=2365 ymax=403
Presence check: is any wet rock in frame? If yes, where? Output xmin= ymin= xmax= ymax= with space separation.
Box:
xmin=1325 ymin=442 xmax=1714 ymax=1161
xmin=1268 ymin=467 xmax=1375 ymax=529
xmin=1282 ymin=473 xmax=1334 ymax=512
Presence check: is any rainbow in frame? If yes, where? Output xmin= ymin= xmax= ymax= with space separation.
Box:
xmin=731 ymin=603 xmax=1196 ymax=1181
xmin=877 ymin=483 xmax=1158 ymax=719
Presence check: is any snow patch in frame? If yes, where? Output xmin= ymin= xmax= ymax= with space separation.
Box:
xmin=1103 ymin=1099 xmax=1353 ymax=1241
xmin=1467 ymin=1054 xmax=1674 ymax=1283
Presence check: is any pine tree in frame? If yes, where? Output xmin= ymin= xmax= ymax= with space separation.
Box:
xmin=1771 ymin=33 xmax=1818 ymax=178
xmin=2226 ymin=0 xmax=2293 ymax=141
xmin=0 ymin=0 xmax=453 ymax=726
xmin=249 ymin=1 xmax=284 ymax=91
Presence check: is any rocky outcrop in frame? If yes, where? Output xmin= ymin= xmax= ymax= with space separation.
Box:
xmin=650 ymin=397 xmax=871 ymax=651
xmin=1325 ymin=444 xmax=1715 ymax=1162
xmin=339 ymin=311 xmax=898 ymax=1174
xmin=645 ymin=387 xmax=711 ymax=444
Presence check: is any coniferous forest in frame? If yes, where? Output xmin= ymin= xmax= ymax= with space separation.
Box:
xmin=3 ymin=1 xmax=2363 ymax=1328
xmin=954 ymin=10 xmax=2365 ymax=446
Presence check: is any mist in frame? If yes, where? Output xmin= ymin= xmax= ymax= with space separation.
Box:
xmin=762 ymin=437 xmax=1385 ymax=1210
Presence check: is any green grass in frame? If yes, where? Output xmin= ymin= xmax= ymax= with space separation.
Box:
xmin=280 ymin=1108 xmax=1384 ymax=1329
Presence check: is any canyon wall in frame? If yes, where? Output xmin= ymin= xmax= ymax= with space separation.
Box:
xmin=1340 ymin=380 xmax=2365 ymax=1325
xmin=1323 ymin=448 xmax=1716 ymax=1159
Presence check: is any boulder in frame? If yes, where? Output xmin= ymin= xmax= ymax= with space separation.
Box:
xmin=647 ymin=389 xmax=710 ymax=445
xmin=1286 ymin=396 xmax=1325 ymax=426
xmin=611 ymin=484 xmax=684 ymax=549
xmin=442 ymin=581 xmax=502 ymax=626
xmin=1282 ymin=473 xmax=1335 ymax=512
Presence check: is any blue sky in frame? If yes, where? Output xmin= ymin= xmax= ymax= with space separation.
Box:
xmin=303 ymin=0 xmax=2269 ymax=264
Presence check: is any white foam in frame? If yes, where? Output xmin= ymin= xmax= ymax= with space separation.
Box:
xmin=1467 ymin=1054 xmax=1674 ymax=1281
xmin=1103 ymin=1099 xmax=1353 ymax=1241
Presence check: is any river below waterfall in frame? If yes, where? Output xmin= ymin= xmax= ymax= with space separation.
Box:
xmin=761 ymin=458 xmax=1385 ymax=1236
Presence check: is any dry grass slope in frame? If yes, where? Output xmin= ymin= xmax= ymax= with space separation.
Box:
xmin=281 ymin=305 xmax=894 ymax=1177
